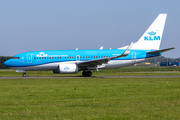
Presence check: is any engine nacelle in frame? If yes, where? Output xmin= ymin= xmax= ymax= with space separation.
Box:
xmin=53 ymin=64 xmax=78 ymax=74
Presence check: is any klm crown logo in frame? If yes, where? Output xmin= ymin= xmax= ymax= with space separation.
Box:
xmin=144 ymin=31 xmax=160 ymax=41
xmin=148 ymin=31 xmax=156 ymax=36
xmin=64 ymin=66 xmax=69 ymax=70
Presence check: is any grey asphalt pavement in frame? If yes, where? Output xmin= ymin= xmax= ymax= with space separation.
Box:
xmin=0 ymin=76 xmax=180 ymax=79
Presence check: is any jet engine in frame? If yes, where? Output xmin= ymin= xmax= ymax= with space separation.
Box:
xmin=53 ymin=64 xmax=78 ymax=74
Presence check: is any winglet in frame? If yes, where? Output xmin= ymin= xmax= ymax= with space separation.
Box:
xmin=122 ymin=42 xmax=134 ymax=57
xmin=112 ymin=42 xmax=133 ymax=59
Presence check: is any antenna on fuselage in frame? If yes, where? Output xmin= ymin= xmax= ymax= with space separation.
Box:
xmin=100 ymin=46 xmax=103 ymax=50
xmin=76 ymin=48 xmax=78 ymax=50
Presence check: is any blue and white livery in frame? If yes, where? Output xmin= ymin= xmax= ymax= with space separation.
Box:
xmin=4 ymin=14 xmax=175 ymax=77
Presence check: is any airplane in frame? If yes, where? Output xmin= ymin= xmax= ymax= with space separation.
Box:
xmin=4 ymin=14 xmax=175 ymax=77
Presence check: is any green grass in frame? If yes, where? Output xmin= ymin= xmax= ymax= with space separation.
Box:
xmin=0 ymin=78 xmax=180 ymax=119
xmin=1 ymin=66 xmax=180 ymax=77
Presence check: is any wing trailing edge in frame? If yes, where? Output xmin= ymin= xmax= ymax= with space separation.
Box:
xmin=77 ymin=42 xmax=133 ymax=68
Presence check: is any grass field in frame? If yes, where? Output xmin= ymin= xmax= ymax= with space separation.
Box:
xmin=1 ymin=66 xmax=180 ymax=77
xmin=0 ymin=78 xmax=180 ymax=119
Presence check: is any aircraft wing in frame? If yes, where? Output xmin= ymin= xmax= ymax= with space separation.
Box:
xmin=77 ymin=42 xmax=133 ymax=68
xmin=147 ymin=47 xmax=175 ymax=54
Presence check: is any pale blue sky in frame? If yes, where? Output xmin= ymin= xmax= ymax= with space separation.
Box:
xmin=0 ymin=0 xmax=179 ymax=58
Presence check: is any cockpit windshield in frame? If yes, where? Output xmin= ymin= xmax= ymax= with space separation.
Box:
xmin=12 ymin=57 xmax=20 ymax=59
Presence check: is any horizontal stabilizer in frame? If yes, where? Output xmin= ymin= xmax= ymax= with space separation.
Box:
xmin=147 ymin=47 xmax=175 ymax=54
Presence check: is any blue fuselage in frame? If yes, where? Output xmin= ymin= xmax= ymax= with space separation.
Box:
xmin=4 ymin=49 xmax=160 ymax=70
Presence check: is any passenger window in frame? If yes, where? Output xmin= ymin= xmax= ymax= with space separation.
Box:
xmin=39 ymin=57 xmax=41 ymax=59
xmin=44 ymin=57 xmax=46 ymax=59
xmin=34 ymin=57 xmax=36 ymax=59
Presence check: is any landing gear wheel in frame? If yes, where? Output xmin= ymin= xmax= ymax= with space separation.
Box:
xmin=87 ymin=71 xmax=92 ymax=77
xmin=82 ymin=71 xmax=87 ymax=77
xmin=82 ymin=71 xmax=92 ymax=77
xmin=22 ymin=73 xmax=26 ymax=77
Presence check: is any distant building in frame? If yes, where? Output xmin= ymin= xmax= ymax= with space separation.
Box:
xmin=160 ymin=62 xmax=180 ymax=66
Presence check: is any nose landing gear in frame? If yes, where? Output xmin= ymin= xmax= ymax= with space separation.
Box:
xmin=82 ymin=70 xmax=92 ymax=77
xmin=22 ymin=73 xmax=26 ymax=77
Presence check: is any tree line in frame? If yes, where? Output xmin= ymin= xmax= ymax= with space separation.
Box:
xmin=0 ymin=56 xmax=179 ymax=69
xmin=0 ymin=56 xmax=12 ymax=69
xmin=146 ymin=56 xmax=180 ymax=63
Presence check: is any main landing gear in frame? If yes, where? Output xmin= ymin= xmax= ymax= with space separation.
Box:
xmin=82 ymin=70 xmax=92 ymax=77
xmin=22 ymin=73 xmax=26 ymax=77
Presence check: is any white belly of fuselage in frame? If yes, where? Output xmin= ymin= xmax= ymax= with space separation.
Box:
xmin=10 ymin=58 xmax=147 ymax=71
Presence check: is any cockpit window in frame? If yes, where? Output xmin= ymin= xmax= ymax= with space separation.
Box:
xmin=12 ymin=57 xmax=20 ymax=59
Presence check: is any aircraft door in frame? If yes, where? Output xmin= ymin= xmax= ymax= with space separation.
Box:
xmin=27 ymin=53 xmax=32 ymax=63
xmin=131 ymin=52 xmax=136 ymax=62
xmin=76 ymin=55 xmax=80 ymax=61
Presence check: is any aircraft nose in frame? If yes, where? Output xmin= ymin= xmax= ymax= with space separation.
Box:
xmin=4 ymin=60 xmax=11 ymax=67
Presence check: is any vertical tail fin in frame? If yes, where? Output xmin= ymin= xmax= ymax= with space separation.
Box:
xmin=119 ymin=14 xmax=167 ymax=50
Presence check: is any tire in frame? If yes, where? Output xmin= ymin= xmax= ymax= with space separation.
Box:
xmin=87 ymin=71 xmax=92 ymax=77
xmin=22 ymin=73 xmax=26 ymax=77
xmin=82 ymin=71 xmax=87 ymax=77
xmin=82 ymin=71 xmax=92 ymax=77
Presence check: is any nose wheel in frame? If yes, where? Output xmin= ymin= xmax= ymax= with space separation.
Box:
xmin=22 ymin=73 xmax=26 ymax=77
xmin=82 ymin=71 xmax=92 ymax=77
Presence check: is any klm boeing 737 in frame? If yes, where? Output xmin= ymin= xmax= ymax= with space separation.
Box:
xmin=4 ymin=14 xmax=175 ymax=77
